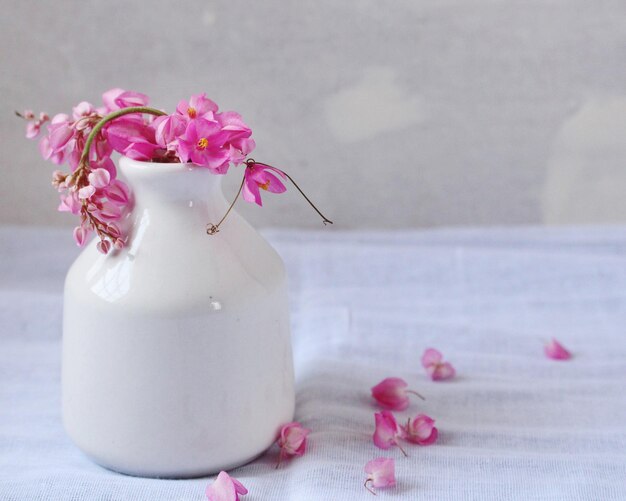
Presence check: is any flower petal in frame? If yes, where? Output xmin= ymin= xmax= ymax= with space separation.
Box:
xmin=421 ymin=348 xmax=443 ymax=368
xmin=545 ymin=338 xmax=572 ymax=360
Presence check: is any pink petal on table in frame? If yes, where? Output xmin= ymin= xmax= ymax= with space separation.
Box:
xmin=206 ymin=471 xmax=248 ymax=501
xmin=422 ymin=348 xmax=456 ymax=381
xmin=364 ymin=457 xmax=396 ymax=494
xmin=373 ymin=411 xmax=405 ymax=456
xmin=277 ymin=422 xmax=311 ymax=466
xmin=401 ymin=413 xmax=438 ymax=445
xmin=371 ymin=377 xmax=410 ymax=411
xmin=421 ymin=348 xmax=443 ymax=368
xmin=430 ymin=361 xmax=456 ymax=381
xmin=544 ymin=338 xmax=572 ymax=360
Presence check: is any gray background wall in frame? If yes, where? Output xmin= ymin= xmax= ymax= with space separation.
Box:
xmin=2 ymin=0 xmax=625 ymax=230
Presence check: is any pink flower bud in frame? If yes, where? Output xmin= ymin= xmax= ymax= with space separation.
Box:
xmin=39 ymin=112 xmax=49 ymax=122
xmin=88 ymin=168 xmax=111 ymax=189
xmin=544 ymin=339 xmax=571 ymax=360
xmin=96 ymin=239 xmax=112 ymax=254
xmin=23 ymin=110 xmax=35 ymax=120
xmin=401 ymin=414 xmax=438 ymax=445
xmin=51 ymin=170 xmax=66 ymax=189
xmin=114 ymin=238 xmax=125 ymax=250
xmin=26 ymin=122 xmax=41 ymax=139
xmin=72 ymin=226 xmax=90 ymax=247
xmin=364 ymin=457 xmax=396 ymax=494
xmin=106 ymin=223 xmax=121 ymax=238
xmin=72 ymin=101 xmax=95 ymax=119
xmin=205 ymin=471 xmax=248 ymax=501
xmin=78 ymin=185 xmax=96 ymax=200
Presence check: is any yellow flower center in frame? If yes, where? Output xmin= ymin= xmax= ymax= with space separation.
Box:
xmin=187 ymin=107 xmax=197 ymax=118
xmin=197 ymin=137 xmax=208 ymax=150
xmin=258 ymin=179 xmax=271 ymax=191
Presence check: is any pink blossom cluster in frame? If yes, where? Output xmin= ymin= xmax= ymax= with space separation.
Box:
xmin=21 ymin=89 xmax=259 ymax=254
xmin=121 ymin=93 xmax=255 ymax=171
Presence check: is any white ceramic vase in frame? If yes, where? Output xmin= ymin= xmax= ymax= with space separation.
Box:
xmin=62 ymin=156 xmax=295 ymax=478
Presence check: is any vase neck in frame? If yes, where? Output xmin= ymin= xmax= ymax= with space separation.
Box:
xmin=117 ymin=157 xmax=230 ymax=243
xmin=119 ymin=156 xmax=225 ymax=204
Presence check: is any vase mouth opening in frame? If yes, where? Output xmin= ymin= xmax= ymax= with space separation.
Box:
xmin=118 ymin=156 xmax=229 ymax=177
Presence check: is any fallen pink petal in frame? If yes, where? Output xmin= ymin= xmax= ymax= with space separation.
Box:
xmin=371 ymin=377 xmax=424 ymax=410
xmin=401 ymin=413 xmax=438 ymax=445
xmin=206 ymin=471 xmax=248 ymax=501
xmin=545 ymin=338 xmax=572 ymax=360
xmin=277 ymin=422 xmax=311 ymax=467
xmin=364 ymin=457 xmax=396 ymax=495
xmin=373 ymin=411 xmax=407 ymax=456
xmin=422 ymin=348 xmax=456 ymax=381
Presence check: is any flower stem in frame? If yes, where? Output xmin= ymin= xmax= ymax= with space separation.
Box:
xmin=407 ymin=390 xmax=426 ymax=401
xmin=206 ymin=176 xmax=245 ymax=235
xmin=206 ymin=159 xmax=333 ymax=235
xmin=254 ymin=161 xmax=333 ymax=225
xmin=396 ymin=441 xmax=408 ymax=457
xmin=78 ymin=106 xmax=167 ymax=168
xmin=364 ymin=479 xmax=377 ymax=496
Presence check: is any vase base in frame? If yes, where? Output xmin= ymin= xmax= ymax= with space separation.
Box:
xmin=83 ymin=449 xmax=268 ymax=479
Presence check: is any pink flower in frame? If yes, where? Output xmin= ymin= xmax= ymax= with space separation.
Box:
xmin=206 ymin=471 xmax=248 ymax=501
xmin=151 ymin=114 xmax=187 ymax=148
xmin=22 ymin=110 xmax=50 ymax=139
xmin=106 ymin=119 xmax=160 ymax=161
xmin=421 ymin=348 xmax=456 ymax=381
xmin=176 ymin=93 xmax=218 ymax=121
xmin=73 ymin=226 xmax=91 ymax=247
xmin=242 ymin=161 xmax=287 ymax=206
xmin=104 ymin=179 xmax=131 ymax=205
xmin=217 ymin=111 xmax=255 ymax=165
xmin=72 ymin=101 xmax=97 ymax=129
xmin=102 ymin=88 xmax=149 ymax=112
xmin=47 ymin=113 xmax=74 ymax=153
xmin=544 ymin=339 xmax=572 ymax=360
xmin=277 ymin=422 xmax=311 ymax=467
xmin=364 ymin=458 xmax=396 ymax=495
xmin=373 ymin=411 xmax=407 ymax=456
xmin=96 ymin=239 xmax=112 ymax=254
xmin=176 ymin=119 xmax=230 ymax=172
xmin=39 ymin=136 xmax=65 ymax=165
xmin=371 ymin=377 xmax=425 ymax=410
xmin=401 ymin=414 xmax=438 ymax=445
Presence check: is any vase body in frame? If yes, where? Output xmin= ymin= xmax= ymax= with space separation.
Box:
xmin=62 ymin=156 xmax=295 ymax=478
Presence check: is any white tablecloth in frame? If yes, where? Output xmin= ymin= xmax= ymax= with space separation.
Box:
xmin=1 ymin=226 xmax=625 ymax=500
